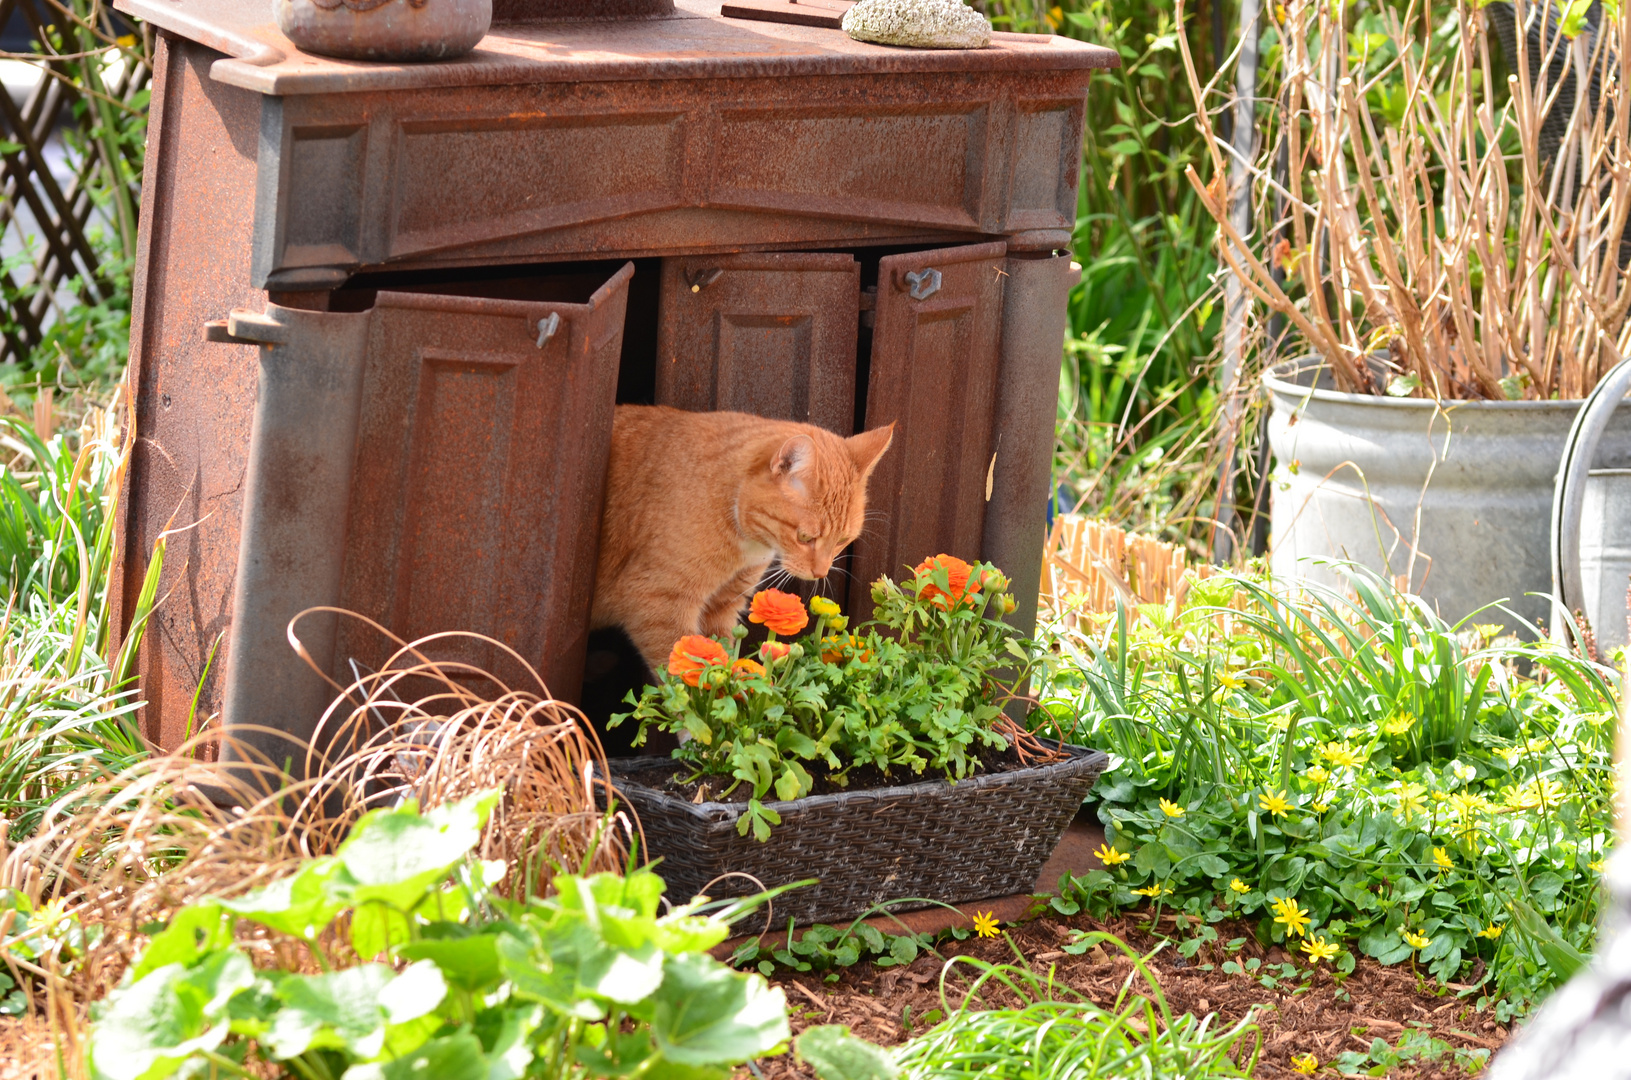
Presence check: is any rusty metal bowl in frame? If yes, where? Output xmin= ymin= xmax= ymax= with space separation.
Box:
xmin=274 ymin=0 xmax=492 ymax=62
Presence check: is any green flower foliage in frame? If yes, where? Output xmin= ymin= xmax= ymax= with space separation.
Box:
xmin=1033 ymin=564 xmax=1617 ymax=1019
xmin=614 ymin=560 xmax=1032 ymax=840
xmin=86 ymin=792 xmax=792 ymax=1080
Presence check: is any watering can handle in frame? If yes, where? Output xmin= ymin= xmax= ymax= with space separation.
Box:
xmin=1550 ymin=355 xmax=1631 ymax=646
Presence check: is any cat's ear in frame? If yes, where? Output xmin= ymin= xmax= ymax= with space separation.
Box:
xmin=771 ymin=435 xmax=815 ymax=494
xmin=845 ymin=423 xmax=895 ymax=479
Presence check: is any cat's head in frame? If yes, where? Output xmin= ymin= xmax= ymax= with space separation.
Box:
xmin=740 ymin=423 xmax=895 ymax=580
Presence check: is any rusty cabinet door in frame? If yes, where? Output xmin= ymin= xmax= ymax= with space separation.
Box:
xmin=848 ymin=241 xmax=1008 ymax=617
xmin=219 ymin=264 xmax=633 ymax=768
xmin=655 ymin=253 xmax=859 ymax=434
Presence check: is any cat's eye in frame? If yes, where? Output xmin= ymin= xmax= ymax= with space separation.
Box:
xmin=797 ymin=530 xmax=817 ymax=544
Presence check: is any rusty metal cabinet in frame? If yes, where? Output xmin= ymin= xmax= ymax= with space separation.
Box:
xmin=110 ymin=0 xmax=1114 ymax=752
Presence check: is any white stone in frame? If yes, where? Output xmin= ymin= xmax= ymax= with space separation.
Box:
xmin=841 ymin=0 xmax=992 ymax=50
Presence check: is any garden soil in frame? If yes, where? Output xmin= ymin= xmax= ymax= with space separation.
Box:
xmin=746 ymin=912 xmax=1512 ymax=1079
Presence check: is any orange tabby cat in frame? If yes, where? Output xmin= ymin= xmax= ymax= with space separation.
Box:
xmin=592 ymin=406 xmax=894 ymax=672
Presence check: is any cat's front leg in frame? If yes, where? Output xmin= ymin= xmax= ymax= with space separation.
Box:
xmin=699 ymin=562 xmax=771 ymax=638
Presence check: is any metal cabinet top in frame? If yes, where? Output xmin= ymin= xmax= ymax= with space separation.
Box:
xmin=112 ymin=0 xmax=1118 ymax=96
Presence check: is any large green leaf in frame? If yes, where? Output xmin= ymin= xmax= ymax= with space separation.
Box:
xmin=265 ymin=963 xmax=396 ymax=1060
xmin=496 ymin=928 xmax=601 ymax=1021
xmin=650 ymin=954 xmax=789 ymax=1066
xmin=399 ymin=932 xmax=504 ymax=992
xmin=129 ymin=903 xmax=233 ymax=980
xmin=217 ymin=857 xmax=345 ymax=941
xmin=332 ymin=790 xmax=498 ymax=912
xmin=88 ymin=950 xmax=255 ymax=1080
xmin=795 ymin=1025 xmax=898 ymax=1080
xmin=342 ymin=1033 xmax=489 ymax=1080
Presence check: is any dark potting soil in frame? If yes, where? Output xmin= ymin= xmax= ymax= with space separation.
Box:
xmin=629 ymin=743 xmax=1043 ymax=804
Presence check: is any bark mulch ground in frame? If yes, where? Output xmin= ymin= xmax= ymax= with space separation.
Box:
xmin=747 ymin=911 xmax=1511 ymax=1079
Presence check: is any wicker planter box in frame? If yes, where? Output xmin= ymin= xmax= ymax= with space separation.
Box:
xmin=602 ymin=741 xmax=1109 ymax=926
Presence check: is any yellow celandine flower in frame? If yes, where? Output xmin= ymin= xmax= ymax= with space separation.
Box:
xmin=1401 ymin=928 xmax=1431 ymax=950
xmin=808 ymin=596 xmax=842 ymax=618
xmin=1379 ymin=708 xmax=1418 ymax=737
xmin=1504 ymin=776 xmax=1566 ymax=811
xmin=1044 ymin=4 xmax=1064 ymax=31
xmin=1305 ymin=765 xmax=1329 ymax=784
xmin=1159 ymin=798 xmax=1185 ymax=818
xmin=972 ymin=911 xmax=1000 ymax=938
xmin=1311 ymin=800 xmax=1331 ymax=814
xmin=1320 ymin=740 xmax=1365 ymax=768
xmin=1132 ymin=884 xmax=1173 ymax=897
xmin=1259 ymin=788 xmax=1293 ymax=816
xmin=1478 ymin=923 xmax=1503 ymax=940
xmin=1229 ymin=878 xmax=1251 ymax=894
xmin=1271 ymin=896 xmax=1311 ymax=938
xmin=1449 ymin=791 xmax=1491 ymax=817
xmin=1301 ymin=936 xmax=1339 ymax=964
xmin=1497 ymin=746 xmax=1525 ymax=766
xmin=1094 ymin=843 xmax=1131 ymax=866
xmin=1217 ymin=671 xmax=1246 ymax=690
xmin=1291 ymin=1053 xmax=1319 ymax=1076
xmin=1590 ymin=859 xmax=1606 ymax=873
xmin=1432 ymin=847 xmax=1453 ymax=871
xmin=1395 ymin=783 xmax=1427 ymax=819
xmin=34 ymin=897 xmax=69 ymax=934
xmin=1429 ymin=790 xmax=1448 ymax=804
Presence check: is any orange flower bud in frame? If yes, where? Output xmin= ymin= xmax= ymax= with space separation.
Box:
xmin=667 ymin=635 xmax=729 ymax=687
xmin=748 ymin=589 xmax=810 ymax=636
xmin=759 ymin=641 xmax=791 ymax=662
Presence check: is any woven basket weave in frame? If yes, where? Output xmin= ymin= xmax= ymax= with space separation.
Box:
xmin=601 ymin=740 xmax=1109 ymax=927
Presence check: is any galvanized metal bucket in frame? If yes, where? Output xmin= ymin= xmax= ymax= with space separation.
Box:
xmin=1264 ymin=358 xmax=1631 ymax=635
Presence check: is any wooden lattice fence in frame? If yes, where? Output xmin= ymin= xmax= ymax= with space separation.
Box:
xmin=0 ymin=0 xmax=147 ymax=373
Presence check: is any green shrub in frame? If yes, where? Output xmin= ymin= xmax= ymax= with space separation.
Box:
xmin=1032 ymin=565 xmax=1615 ymax=1017
xmin=86 ymin=791 xmax=792 ymax=1080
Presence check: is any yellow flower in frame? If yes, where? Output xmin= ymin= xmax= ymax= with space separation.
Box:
xmin=1449 ymin=792 xmax=1491 ymax=817
xmin=1301 ymin=936 xmax=1339 ymax=964
xmin=971 ymin=911 xmax=1000 ymax=938
xmin=1503 ymin=777 xmax=1565 ymax=810
xmin=808 ymin=596 xmax=842 ymax=618
xmin=34 ymin=897 xmax=69 ymax=934
xmin=1590 ymin=859 xmax=1606 ymax=873
xmin=1291 ymin=1053 xmax=1319 ymax=1076
xmin=1305 ymin=765 xmax=1329 ymax=784
xmin=1229 ymin=878 xmax=1251 ymax=894
xmin=1320 ymin=740 xmax=1365 ymax=768
xmin=1259 ymin=788 xmax=1293 ymax=816
xmin=1497 ymin=746 xmax=1524 ymax=766
xmin=1132 ymin=884 xmax=1173 ymax=898
xmin=1158 ymin=798 xmax=1185 ymax=818
xmin=1395 ymin=782 xmax=1427 ymax=819
xmin=1093 ymin=843 xmax=1130 ymax=866
xmin=1380 ymin=708 xmax=1418 ymax=737
xmin=1271 ymin=896 xmax=1311 ymax=938
xmin=1217 ymin=671 xmax=1246 ymax=690
xmin=1311 ymin=800 xmax=1331 ymax=814
xmin=1432 ymin=847 xmax=1453 ymax=872
xmin=1401 ymin=928 xmax=1431 ymax=950
xmin=1478 ymin=923 xmax=1503 ymax=940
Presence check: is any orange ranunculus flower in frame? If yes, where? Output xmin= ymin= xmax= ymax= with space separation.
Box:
xmin=914 ymin=554 xmax=979 ymax=610
xmin=760 ymin=641 xmax=791 ymax=663
xmin=748 ymin=589 xmax=810 ymax=636
xmin=821 ymin=634 xmax=872 ymax=664
xmin=732 ymin=658 xmax=766 ymax=679
xmin=668 ymin=635 xmax=729 ymax=687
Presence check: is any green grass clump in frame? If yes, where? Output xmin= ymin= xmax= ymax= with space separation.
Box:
xmin=1033 ymin=564 xmax=1615 ymax=1019
xmin=797 ymin=934 xmax=1259 ymax=1080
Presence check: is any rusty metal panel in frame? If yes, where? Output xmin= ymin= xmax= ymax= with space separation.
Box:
xmin=655 ymin=253 xmax=858 ymax=433
xmin=114 ymin=34 xmax=267 ymax=750
xmin=332 ymin=264 xmax=634 ymax=708
xmin=983 ymin=252 xmax=1079 ymax=642
xmin=848 ymin=240 xmax=1008 ymax=617
xmin=246 ymin=66 xmax=1098 ymax=288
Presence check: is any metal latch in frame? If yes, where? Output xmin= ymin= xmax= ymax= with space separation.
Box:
xmin=902 ymin=267 xmax=942 ymax=301
xmin=535 ymin=312 xmax=561 ymax=348
xmin=686 ymin=267 xmax=724 ymax=293
xmin=203 ymin=309 xmax=288 ymax=346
